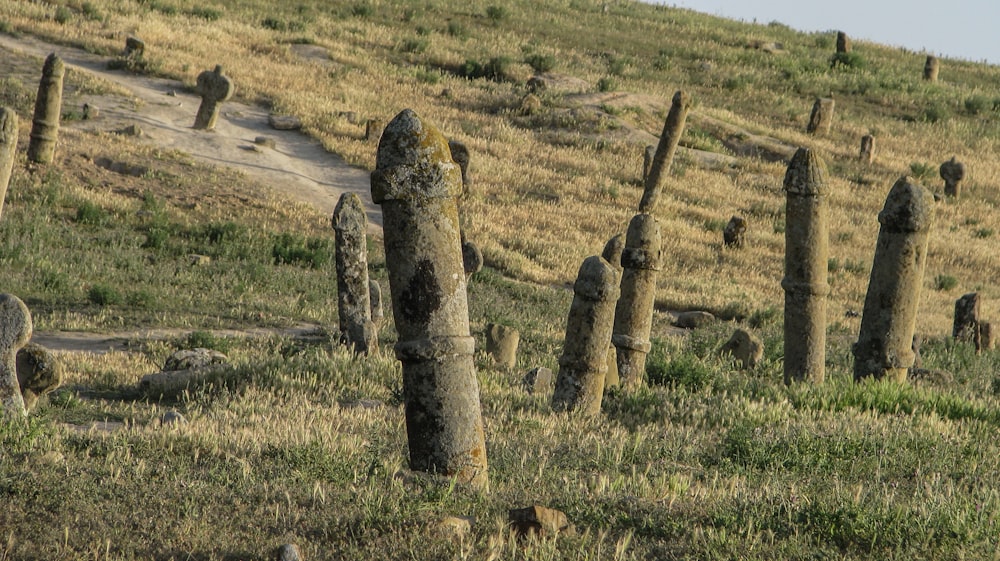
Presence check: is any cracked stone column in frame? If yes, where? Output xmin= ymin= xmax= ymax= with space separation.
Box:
xmin=27 ymin=53 xmax=64 ymax=164
xmin=1 ymin=293 xmax=32 ymax=417
xmin=853 ymin=177 xmax=934 ymax=382
xmin=552 ymin=256 xmax=619 ymax=416
xmin=640 ymin=90 xmax=691 ymax=213
xmin=807 ymin=98 xmax=834 ymax=135
xmin=0 ymin=108 xmax=17 ymax=219
xmin=371 ymin=109 xmax=488 ymax=490
xmin=612 ymin=214 xmax=662 ymax=389
xmin=193 ymin=65 xmax=234 ymax=130
xmin=782 ymin=148 xmax=830 ymax=384
xmin=332 ymin=192 xmax=376 ymax=355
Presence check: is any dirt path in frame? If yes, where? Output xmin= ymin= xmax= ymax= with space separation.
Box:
xmin=0 ymin=33 xmax=382 ymax=231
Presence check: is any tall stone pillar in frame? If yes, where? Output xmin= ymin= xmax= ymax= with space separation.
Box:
xmin=0 ymin=108 xmax=17 ymax=219
xmin=782 ymin=148 xmax=829 ymax=384
xmin=1 ymin=294 xmax=32 ymax=417
xmin=371 ymin=109 xmax=488 ymax=489
xmin=612 ymin=214 xmax=662 ymax=389
xmin=853 ymin=177 xmax=934 ymax=382
xmin=27 ymin=53 xmax=64 ymax=164
xmin=806 ymin=98 xmax=834 ymax=135
xmin=923 ymin=55 xmax=939 ymax=82
xmin=332 ymin=192 xmax=376 ymax=355
xmin=640 ymin=91 xmax=691 ymax=213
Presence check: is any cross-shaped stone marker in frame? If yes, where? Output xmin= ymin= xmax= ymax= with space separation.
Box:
xmin=193 ymin=65 xmax=235 ymax=130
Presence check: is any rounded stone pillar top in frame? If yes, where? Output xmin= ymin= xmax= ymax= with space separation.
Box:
xmin=43 ymin=53 xmax=65 ymax=76
xmin=601 ymin=233 xmax=625 ymax=272
xmin=0 ymin=293 xmax=32 ymax=350
xmin=621 ymin=213 xmax=662 ymax=270
xmin=574 ymin=256 xmax=620 ymax=302
xmin=878 ymin=176 xmax=935 ymax=233
xmin=196 ymin=65 xmax=234 ymax=100
xmin=371 ymin=109 xmax=463 ymax=204
xmin=939 ymin=157 xmax=965 ymax=182
xmin=332 ymin=192 xmax=367 ymax=234
xmin=671 ymin=90 xmax=691 ymax=108
xmin=783 ymin=147 xmax=828 ymax=196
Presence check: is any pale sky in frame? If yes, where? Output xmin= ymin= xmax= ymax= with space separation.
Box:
xmin=655 ymin=0 xmax=1000 ymax=65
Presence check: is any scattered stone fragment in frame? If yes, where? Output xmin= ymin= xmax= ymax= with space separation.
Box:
xmin=434 ymin=516 xmax=473 ymax=541
xmin=462 ymin=238 xmax=484 ymax=280
xmin=673 ymin=311 xmax=715 ymax=329
xmin=365 ymin=118 xmax=384 ymax=142
xmin=836 ymin=31 xmax=851 ymax=54
xmin=332 ymin=192 xmax=376 ymax=355
xmin=923 ymin=55 xmax=939 ymax=82
xmin=188 ymin=254 xmax=211 ymax=266
xmin=124 ymin=36 xmax=145 ymax=59
xmin=448 ymin=139 xmax=472 ymax=193
xmin=853 ymin=177 xmax=934 ymax=382
xmin=723 ymin=215 xmax=747 ymax=248
xmin=939 ymin=157 xmax=965 ymax=198
xmin=28 ymin=53 xmax=65 ymax=164
xmin=523 ymin=367 xmax=553 ymax=394
xmin=16 ymin=343 xmax=63 ymax=411
xmin=526 ymin=75 xmax=546 ymax=93
xmin=372 ymin=108 xmax=488 ymax=490
xmin=268 ymin=114 xmax=302 ymax=130
xmin=193 ymin=65 xmax=234 ymax=131
xmin=520 ymin=93 xmax=542 ymax=115
xmin=139 ymin=367 xmax=229 ymax=398
xmin=612 ymin=214 xmax=662 ymax=389
xmin=552 ymin=256 xmax=619 ymax=416
xmin=485 ymin=323 xmax=519 ymax=369
xmin=160 ymin=410 xmax=186 ymax=426
xmin=980 ymin=322 xmax=994 ymax=351
xmin=641 ymin=90 xmax=691 ymax=213
xmin=509 ymin=505 xmax=575 ymax=539
xmin=806 ymin=97 xmax=834 ymax=135
xmin=0 ymin=107 xmax=17 ymax=219
xmin=719 ymin=328 xmax=764 ymax=370
xmin=0 ymin=293 xmax=32 ymax=417
xmin=275 ymin=543 xmax=302 ymax=561
xmin=953 ymin=292 xmax=980 ymax=343
xmin=859 ymin=134 xmax=875 ymax=164
xmin=115 ymin=124 xmax=143 ymax=136
xmin=163 ymin=348 xmax=229 ymax=371
xmin=254 ymin=136 xmax=276 ymax=149
xmin=82 ymin=103 xmax=99 ymax=120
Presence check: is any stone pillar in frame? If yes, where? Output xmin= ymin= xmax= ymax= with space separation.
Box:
xmin=552 ymin=256 xmax=619 ymax=415
xmin=860 ymin=135 xmax=875 ymax=164
xmin=1 ymin=293 xmax=32 ymax=417
xmin=27 ymin=53 xmax=65 ymax=164
xmin=612 ymin=214 xmax=662 ymax=389
xmin=953 ymin=292 xmax=980 ymax=343
xmin=940 ymin=157 xmax=965 ymax=198
xmin=365 ymin=118 xmax=385 ymax=142
xmin=640 ymin=90 xmax=691 ymax=213
xmin=124 ymin=36 xmax=145 ymax=59
xmin=332 ymin=192 xmax=376 ymax=355
xmin=782 ymin=148 xmax=830 ymax=384
xmin=980 ymin=322 xmax=994 ymax=352
xmin=836 ymin=31 xmax=851 ymax=54
xmin=485 ymin=323 xmax=519 ymax=369
xmin=448 ymin=139 xmax=471 ymax=194
xmin=923 ymin=55 xmax=939 ymax=82
xmin=806 ymin=98 xmax=834 ymax=135
xmin=601 ymin=233 xmax=624 ymax=389
xmin=369 ymin=279 xmax=383 ymax=327
xmin=0 ymin=108 xmax=17 ymax=219
xmin=461 ymin=234 xmax=483 ymax=281
xmin=853 ymin=177 xmax=934 ymax=382
xmin=641 ymin=144 xmax=655 ymax=184
xmin=723 ymin=215 xmax=747 ymax=248
xmin=193 ymin=65 xmax=234 ymax=131
xmin=371 ymin=108 xmax=487 ymax=489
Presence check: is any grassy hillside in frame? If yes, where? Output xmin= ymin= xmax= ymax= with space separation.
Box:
xmin=1 ymin=1 xmax=1000 ymax=559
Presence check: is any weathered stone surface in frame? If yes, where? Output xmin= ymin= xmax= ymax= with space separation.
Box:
xmin=836 ymin=31 xmax=851 ymax=54
xmin=673 ymin=311 xmax=715 ymax=329
xmin=612 ymin=214 xmax=662 ymax=389
xmin=601 ymin=233 xmax=625 ymax=274
xmin=523 ymin=367 xmax=553 ymax=394
xmin=485 ymin=323 xmax=519 ymax=369
xmin=369 ymin=279 xmax=384 ymax=327
xmin=333 ymin=192 xmax=376 ymax=355
xmin=552 ymin=256 xmax=619 ymax=415
xmin=0 ymin=107 xmax=17 ymax=219
xmin=139 ymin=366 xmax=229 ymax=397
xmin=520 ymin=93 xmax=542 ymax=115
xmin=0 ymin=294 xmax=32 ymax=417
xmin=124 ymin=36 xmax=145 ymax=59
xmin=953 ymin=292 xmax=980 ymax=342
xmin=275 ymin=543 xmax=302 ymax=561
xmin=160 ymin=410 xmax=186 ymax=426
xmin=940 ymin=157 xmax=965 ymax=198
xmin=509 ymin=505 xmax=575 ymax=539
xmin=641 ymin=90 xmax=691 ymax=213
xmin=461 ymin=239 xmax=484 ymax=280
xmin=860 ymin=134 xmax=875 ymax=164
xmin=642 ymin=144 xmax=655 ymax=184
xmin=924 ymin=55 xmax=939 ymax=82
xmin=193 ymin=65 xmax=234 ymax=130
xmin=372 ymin=109 xmax=488 ymax=490
xmin=723 ymin=215 xmax=747 ymax=248
xmin=28 ymin=53 xmax=65 ymax=164
xmin=782 ymin=148 xmax=830 ymax=384
xmin=268 ymin=114 xmax=302 ymax=130
xmin=806 ymin=98 xmax=834 ymax=135
xmin=82 ymin=103 xmax=99 ymax=120
xmin=719 ymin=328 xmax=764 ymax=370
xmin=163 ymin=348 xmax=229 ymax=371
xmin=254 ymin=136 xmax=276 ymax=149
xmin=980 ymin=322 xmax=994 ymax=351
xmin=365 ymin=118 xmax=385 ymax=142
xmin=16 ymin=343 xmax=63 ymax=411
xmin=448 ymin=139 xmax=472 ymax=193
xmin=433 ymin=516 xmax=473 ymax=541
xmin=853 ymin=177 xmax=934 ymax=382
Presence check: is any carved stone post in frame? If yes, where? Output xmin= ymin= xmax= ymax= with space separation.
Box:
xmin=612 ymin=214 xmax=662 ymax=389
xmin=953 ymin=292 xmax=980 ymax=347
xmin=853 ymin=177 xmax=934 ymax=382
xmin=806 ymin=98 xmax=834 ymax=135
xmin=601 ymin=233 xmax=624 ymax=389
xmin=0 ymin=108 xmax=17 ymax=219
xmin=1 ymin=293 xmax=32 ymax=417
xmin=923 ymin=55 xmax=939 ymax=82
xmin=859 ymin=134 xmax=875 ymax=164
xmin=782 ymin=148 xmax=830 ymax=384
xmin=371 ymin=109 xmax=488 ymax=489
xmin=332 ymin=192 xmax=376 ymax=355
xmin=836 ymin=31 xmax=851 ymax=54
xmin=552 ymin=256 xmax=619 ymax=415
xmin=641 ymin=144 xmax=655 ymax=184
xmin=27 ymin=53 xmax=64 ymax=164
xmin=193 ymin=65 xmax=234 ymax=130
xmin=448 ymin=139 xmax=471 ymax=194
xmin=940 ymin=157 xmax=965 ymax=198
xmin=640 ymin=90 xmax=691 ymax=213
